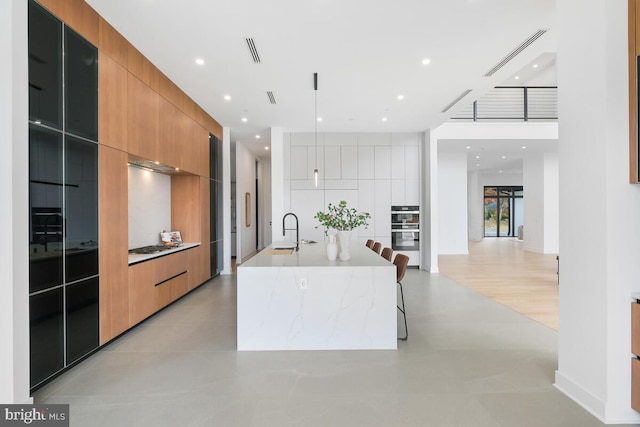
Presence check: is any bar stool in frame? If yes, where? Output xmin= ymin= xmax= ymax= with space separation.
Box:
xmin=366 ymin=239 xmax=374 ymax=249
xmin=381 ymin=247 xmax=393 ymax=262
xmin=372 ymin=241 xmax=382 ymax=254
xmin=393 ymin=253 xmax=409 ymax=341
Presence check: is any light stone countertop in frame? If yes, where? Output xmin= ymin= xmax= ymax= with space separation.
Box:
xmin=239 ymin=240 xmax=392 ymax=268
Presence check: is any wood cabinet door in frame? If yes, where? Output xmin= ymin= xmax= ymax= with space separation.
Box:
xmin=128 ymin=260 xmax=156 ymax=325
xmin=127 ymin=74 xmax=159 ymax=161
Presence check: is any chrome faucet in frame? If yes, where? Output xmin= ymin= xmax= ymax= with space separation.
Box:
xmin=282 ymin=212 xmax=299 ymax=251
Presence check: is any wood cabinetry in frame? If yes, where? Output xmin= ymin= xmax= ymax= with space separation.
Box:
xmin=127 ymin=74 xmax=159 ymax=161
xmin=128 ymin=260 xmax=156 ymax=325
xmin=35 ymin=0 xmax=222 ymax=353
xmin=98 ymin=53 xmax=128 ymax=152
xmin=154 ymin=251 xmax=188 ymax=309
xmin=171 ymin=176 xmax=210 ymax=288
xmin=129 ymin=250 xmax=191 ymax=326
xmin=99 ymin=146 xmax=129 ymax=343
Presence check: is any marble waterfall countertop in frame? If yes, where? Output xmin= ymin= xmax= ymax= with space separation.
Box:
xmin=237 ymin=240 xmax=397 ymax=351
xmin=239 ymin=240 xmax=393 ymax=268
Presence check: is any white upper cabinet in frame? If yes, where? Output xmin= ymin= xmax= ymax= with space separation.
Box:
xmin=357 ymin=146 xmax=375 ymax=180
xmin=391 ymin=179 xmax=405 ymax=206
xmin=324 ymin=146 xmax=341 ymax=180
xmin=341 ymin=146 xmax=358 ymax=180
xmin=290 ymin=146 xmax=308 ymax=180
xmin=391 ymin=146 xmax=405 ymax=180
xmin=405 ymin=145 xmax=420 ymax=182
xmin=375 ymin=146 xmax=391 ymax=180
xmin=358 ymin=180 xmax=375 ymax=237
xmin=374 ymin=180 xmax=391 ymax=237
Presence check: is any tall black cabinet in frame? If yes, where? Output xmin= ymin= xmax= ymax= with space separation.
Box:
xmin=210 ymin=134 xmax=223 ymax=277
xmin=28 ymin=0 xmax=99 ymax=389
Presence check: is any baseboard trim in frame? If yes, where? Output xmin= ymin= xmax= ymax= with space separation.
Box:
xmin=554 ymin=371 xmax=606 ymax=422
xmin=555 ymin=370 xmax=640 ymax=423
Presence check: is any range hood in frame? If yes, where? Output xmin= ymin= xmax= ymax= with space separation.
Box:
xmin=127 ymin=155 xmax=189 ymax=175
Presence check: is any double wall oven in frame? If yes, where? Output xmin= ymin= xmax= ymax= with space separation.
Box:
xmin=391 ymin=206 xmax=419 ymax=251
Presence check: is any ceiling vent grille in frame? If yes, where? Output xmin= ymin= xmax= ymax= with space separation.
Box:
xmin=441 ymin=89 xmax=473 ymax=113
xmin=483 ymin=29 xmax=548 ymax=77
xmin=245 ymin=38 xmax=261 ymax=63
xmin=267 ymin=91 xmax=276 ymax=104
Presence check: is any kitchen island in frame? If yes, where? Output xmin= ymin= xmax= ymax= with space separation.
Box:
xmin=237 ymin=241 xmax=397 ymax=351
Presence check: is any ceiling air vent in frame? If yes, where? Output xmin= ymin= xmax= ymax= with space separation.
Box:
xmin=441 ymin=89 xmax=473 ymax=113
xmin=245 ymin=38 xmax=261 ymax=63
xmin=267 ymin=91 xmax=276 ymax=104
xmin=483 ymin=29 xmax=548 ymax=77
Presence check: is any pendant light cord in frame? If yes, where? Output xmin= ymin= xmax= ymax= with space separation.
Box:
xmin=314 ymin=73 xmax=319 ymax=187
xmin=314 ymin=72 xmax=318 ymax=170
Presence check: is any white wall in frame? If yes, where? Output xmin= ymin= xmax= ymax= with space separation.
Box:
xmin=523 ymin=154 xmax=546 ymax=252
xmin=127 ymin=166 xmax=171 ymax=248
xmin=235 ymin=141 xmax=257 ymax=262
xmin=438 ymin=151 xmax=468 ymax=254
xmin=555 ymin=0 xmax=640 ymax=422
xmin=467 ymin=170 xmax=483 ymax=241
xmin=222 ymin=126 xmax=232 ymax=274
xmin=543 ymin=153 xmax=559 ymax=253
xmin=421 ymin=130 xmax=439 ymax=272
xmin=523 ymin=152 xmax=558 ymax=253
xmin=0 ymin=0 xmax=31 ymax=404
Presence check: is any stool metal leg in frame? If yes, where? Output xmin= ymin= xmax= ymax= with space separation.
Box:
xmin=397 ymin=281 xmax=408 ymax=341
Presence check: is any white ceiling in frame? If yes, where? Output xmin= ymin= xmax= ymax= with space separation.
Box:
xmin=85 ymin=0 xmax=557 ymax=168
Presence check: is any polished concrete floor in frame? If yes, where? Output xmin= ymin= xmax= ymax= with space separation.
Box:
xmin=34 ymin=270 xmax=611 ymax=426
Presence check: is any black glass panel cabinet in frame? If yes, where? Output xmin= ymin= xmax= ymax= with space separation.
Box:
xmin=28 ymin=0 xmax=99 ymax=390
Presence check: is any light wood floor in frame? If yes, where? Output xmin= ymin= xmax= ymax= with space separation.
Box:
xmin=438 ymin=238 xmax=559 ymax=330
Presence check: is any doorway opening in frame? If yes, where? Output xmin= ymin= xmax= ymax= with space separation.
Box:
xmin=483 ymin=186 xmax=523 ymax=237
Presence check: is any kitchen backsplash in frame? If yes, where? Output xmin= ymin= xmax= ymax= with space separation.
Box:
xmin=128 ymin=166 xmax=171 ymax=249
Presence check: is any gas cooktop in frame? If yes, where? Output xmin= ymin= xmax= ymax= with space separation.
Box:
xmin=128 ymin=245 xmax=174 ymax=255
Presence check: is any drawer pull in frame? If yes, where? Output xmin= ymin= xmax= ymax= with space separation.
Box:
xmin=155 ymin=271 xmax=187 ymax=287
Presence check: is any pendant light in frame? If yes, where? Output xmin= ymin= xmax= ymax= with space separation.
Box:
xmin=313 ymin=72 xmax=319 ymax=187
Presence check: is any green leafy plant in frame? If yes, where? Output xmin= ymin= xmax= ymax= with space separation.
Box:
xmin=314 ymin=200 xmax=370 ymax=235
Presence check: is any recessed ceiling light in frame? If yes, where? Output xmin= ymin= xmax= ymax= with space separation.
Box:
xmin=317 ymin=117 xmax=323 ymax=122
xmin=256 ymin=135 xmax=261 ymax=139
xmin=224 ymin=95 xmax=231 ymax=101
xmin=175 ymin=167 xmax=180 ymax=171
xmin=476 ymin=163 xmax=480 ymax=167
xmin=522 ymin=146 xmax=527 ymax=149
xmin=382 ymin=117 xmax=388 ymax=122
xmin=195 ymin=58 xmax=205 ymax=65
xmin=514 ymin=76 xmax=520 ymax=80
xmin=265 ymin=146 xmax=269 ymax=150
xmin=397 ymin=95 xmax=404 ymax=100
xmin=533 ymin=64 xmax=539 ymax=68
xmin=476 ymin=155 xmax=480 ymax=159
xmin=499 ymin=170 xmax=503 ymax=174
xmin=466 ymin=146 xmax=471 ymax=150
xmin=422 ymin=58 xmax=431 ymax=65
xmin=501 ymin=155 xmax=506 ymax=159
xmin=241 ymin=117 xmax=248 ymax=122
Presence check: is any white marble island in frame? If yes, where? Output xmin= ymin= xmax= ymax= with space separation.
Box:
xmin=237 ymin=242 xmax=397 ymax=351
